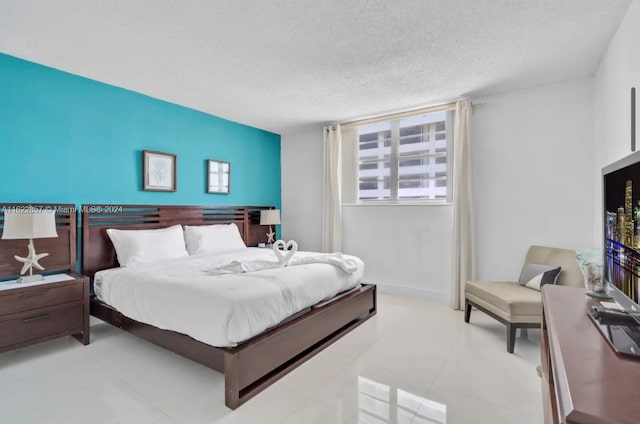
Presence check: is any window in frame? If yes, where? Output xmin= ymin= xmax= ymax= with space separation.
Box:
xmin=356 ymin=109 xmax=454 ymax=202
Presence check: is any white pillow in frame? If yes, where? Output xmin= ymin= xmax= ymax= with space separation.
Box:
xmin=106 ymin=225 xmax=188 ymax=267
xmin=183 ymin=223 xmax=247 ymax=256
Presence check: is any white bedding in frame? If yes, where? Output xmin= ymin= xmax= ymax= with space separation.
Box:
xmin=94 ymin=248 xmax=364 ymax=347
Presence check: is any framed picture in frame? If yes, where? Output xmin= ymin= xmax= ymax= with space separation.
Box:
xmin=207 ymin=159 xmax=230 ymax=194
xmin=143 ymin=150 xmax=177 ymax=191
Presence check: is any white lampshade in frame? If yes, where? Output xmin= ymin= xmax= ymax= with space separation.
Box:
xmin=260 ymin=209 xmax=281 ymax=226
xmin=1 ymin=210 xmax=58 ymax=240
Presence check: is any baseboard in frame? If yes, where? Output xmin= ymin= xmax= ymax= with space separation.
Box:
xmin=371 ymin=282 xmax=449 ymax=304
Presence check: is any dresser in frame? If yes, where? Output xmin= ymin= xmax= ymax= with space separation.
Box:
xmin=0 ymin=272 xmax=89 ymax=352
xmin=541 ymin=285 xmax=640 ymax=424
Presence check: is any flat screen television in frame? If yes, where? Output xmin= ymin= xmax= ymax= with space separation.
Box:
xmin=599 ymin=152 xmax=640 ymax=358
xmin=603 ymin=150 xmax=640 ymax=304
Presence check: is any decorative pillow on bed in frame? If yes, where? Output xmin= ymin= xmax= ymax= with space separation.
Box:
xmin=518 ymin=263 xmax=562 ymax=291
xmin=183 ymin=223 xmax=247 ymax=256
xmin=106 ymin=225 xmax=188 ymax=267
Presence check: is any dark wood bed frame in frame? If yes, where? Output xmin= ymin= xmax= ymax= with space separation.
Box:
xmin=82 ymin=204 xmax=377 ymax=409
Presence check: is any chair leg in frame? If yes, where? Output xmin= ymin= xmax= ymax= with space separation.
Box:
xmin=507 ymin=324 xmax=517 ymax=353
xmin=464 ymin=299 xmax=472 ymax=323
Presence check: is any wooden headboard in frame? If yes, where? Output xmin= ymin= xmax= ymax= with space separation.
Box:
xmin=0 ymin=203 xmax=77 ymax=279
xmin=82 ymin=204 xmax=274 ymax=277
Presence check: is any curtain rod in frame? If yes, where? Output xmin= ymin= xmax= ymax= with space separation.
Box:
xmin=336 ymin=99 xmax=485 ymax=128
xmin=340 ymin=102 xmax=455 ymax=127
xmin=339 ymin=98 xmax=485 ymax=127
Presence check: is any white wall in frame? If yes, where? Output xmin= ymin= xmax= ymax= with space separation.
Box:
xmin=342 ymin=204 xmax=452 ymax=302
xmin=281 ymin=79 xmax=597 ymax=302
xmin=594 ymin=0 xmax=640 ymax=167
xmin=280 ymin=125 xmax=324 ymax=252
xmin=472 ymin=78 xmax=596 ymax=281
xmin=593 ymin=0 xmax=640 ymax=241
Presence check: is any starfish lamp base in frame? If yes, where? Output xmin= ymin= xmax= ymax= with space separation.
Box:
xmin=14 ymin=238 xmax=50 ymax=283
xmin=266 ymin=225 xmax=275 ymax=245
xmin=17 ymin=274 xmax=44 ymax=284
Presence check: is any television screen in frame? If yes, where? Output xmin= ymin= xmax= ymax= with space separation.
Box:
xmin=603 ymin=151 xmax=640 ymax=302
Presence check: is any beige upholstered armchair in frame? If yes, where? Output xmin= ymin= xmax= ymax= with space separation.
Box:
xmin=464 ymin=245 xmax=584 ymax=353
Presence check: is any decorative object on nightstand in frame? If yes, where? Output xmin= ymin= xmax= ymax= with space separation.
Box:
xmin=1 ymin=209 xmax=58 ymax=283
xmin=260 ymin=209 xmax=280 ymax=246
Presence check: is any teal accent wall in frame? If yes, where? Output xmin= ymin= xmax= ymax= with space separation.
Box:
xmin=0 ymin=53 xmax=281 ymax=208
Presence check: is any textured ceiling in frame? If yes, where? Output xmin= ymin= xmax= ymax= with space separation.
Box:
xmin=0 ymin=0 xmax=632 ymax=134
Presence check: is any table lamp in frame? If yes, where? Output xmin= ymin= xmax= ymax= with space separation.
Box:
xmin=1 ymin=209 xmax=58 ymax=283
xmin=259 ymin=209 xmax=280 ymax=246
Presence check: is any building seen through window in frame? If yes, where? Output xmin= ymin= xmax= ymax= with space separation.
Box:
xmin=357 ymin=110 xmax=452 ymax=202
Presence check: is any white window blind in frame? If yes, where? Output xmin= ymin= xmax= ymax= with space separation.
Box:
xmin=355 ymin=109 xmax=454 ymax=202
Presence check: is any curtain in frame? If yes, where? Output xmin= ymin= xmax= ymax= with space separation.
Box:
xmin=322 ymin=125 xmax=342 ymax=253
xmin=450 ymin=100 xmax=475 ymax=310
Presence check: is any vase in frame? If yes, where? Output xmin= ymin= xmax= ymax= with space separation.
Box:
xmin=576 ymin=249 xmax=611 ymax=298
xmin=582 ymin=262 xmax=610 ymax=298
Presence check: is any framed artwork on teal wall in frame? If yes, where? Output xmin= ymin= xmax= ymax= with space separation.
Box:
xmin=207 ymin=159 xmax=230 ymax=194
xmin=143 ymin=150 xmax=177 ymax=192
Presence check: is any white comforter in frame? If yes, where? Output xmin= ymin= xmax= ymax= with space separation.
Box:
xmin=94 ymin=248 xmax=364 ymax=347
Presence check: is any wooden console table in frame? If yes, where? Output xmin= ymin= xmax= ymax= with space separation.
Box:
xmin=541 ymin=285 xmax=640 ymax=424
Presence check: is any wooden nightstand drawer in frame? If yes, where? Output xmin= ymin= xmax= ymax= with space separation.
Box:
xmin=0 ymin=274 xmax=90 ymax=353
xmin=0 ymin=304 xmax=83 ymax=348
xmin=0 ymin=283 xmax=83 ymax=316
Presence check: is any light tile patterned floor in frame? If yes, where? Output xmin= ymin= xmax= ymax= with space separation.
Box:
xmin=0 ymin=294 xmax=542 ymax=423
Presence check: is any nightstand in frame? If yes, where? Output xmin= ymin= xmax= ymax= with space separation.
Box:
xmin=0 ymin=272 xmax=89 ymax=353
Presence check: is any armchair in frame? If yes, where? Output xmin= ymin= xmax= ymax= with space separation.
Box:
xmin=464 ymin=245 xmax=583 ymax=353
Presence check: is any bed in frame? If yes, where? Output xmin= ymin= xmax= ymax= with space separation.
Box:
xmin=82 ymin=204 xmax=377 ymax=409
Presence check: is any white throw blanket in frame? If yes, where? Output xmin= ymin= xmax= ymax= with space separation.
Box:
xmin=206 ymin=252 xmax=359 ymax=275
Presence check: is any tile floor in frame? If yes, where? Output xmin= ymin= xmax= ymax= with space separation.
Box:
xmin=0 ymin=294 xmax=543 ymax=424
